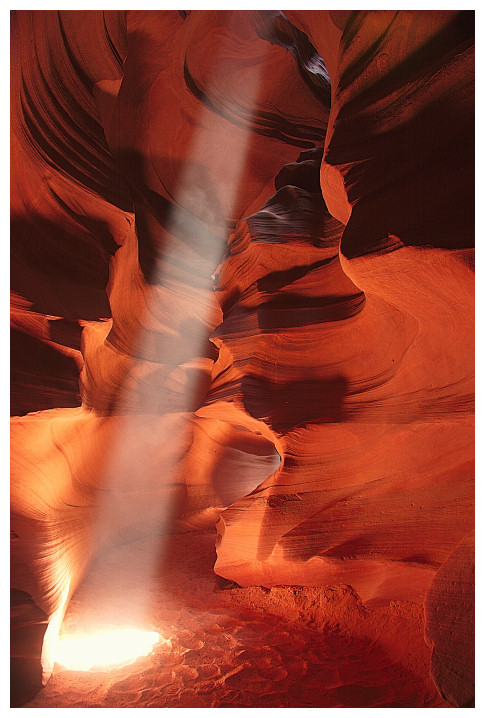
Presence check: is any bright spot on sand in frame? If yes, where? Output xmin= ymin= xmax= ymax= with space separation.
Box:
xmin=55 ymin=629 xmax=162 ymax=671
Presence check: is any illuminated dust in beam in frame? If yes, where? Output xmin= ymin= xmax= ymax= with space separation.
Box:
xmin=44 ymin=13 xmax=267 ymax=679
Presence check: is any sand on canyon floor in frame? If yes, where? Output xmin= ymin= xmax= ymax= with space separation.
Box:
xmin=24 ymin=530 xmax=449 ymax=709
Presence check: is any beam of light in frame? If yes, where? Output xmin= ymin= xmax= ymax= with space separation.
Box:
xmin=41 ymin=577 xmax=71 ymax=685
xmin=44 ymin=12 xmax=266 ymax=677
xmin=55 ymin=629 xmax=163 ymax=672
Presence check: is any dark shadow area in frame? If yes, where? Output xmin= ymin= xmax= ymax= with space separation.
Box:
xmin=10 ymin=327 xmax=81 ymax=416
xmin=256 ymin=293 xmax=365 ymax=328
xmin=274 ymin=147 xmax=324 ymax=193
xmin=256 ymin=256 xmax=340 ymax=293
xmin=326 ymin=12 xmax=474 ymax=258
xmin=47 ymin=317 xmax=83 ymax=350
xmin=10 ymin=589 xmax=48 ymax=707
xmin=10 ymin=216 xmax=117 ymax=320
xmin=337 ymin=85 xmax=475 ymax=257
xmin=340 ymin=10 xmax=473 ymax=100
xmin=242 ymin=374 xmax=348 ymax=433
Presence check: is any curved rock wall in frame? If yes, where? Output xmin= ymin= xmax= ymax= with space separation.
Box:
xmin=11 ymin=9 xmax=474 ymax=706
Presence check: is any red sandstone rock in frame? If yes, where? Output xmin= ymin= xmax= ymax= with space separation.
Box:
xmin=10 ymin=9 xmax=474 ymax=708
xmin=424 ymin=532 xmax=475 ymax=707
xmin=205 ymin=175 xmax=474 ymax=608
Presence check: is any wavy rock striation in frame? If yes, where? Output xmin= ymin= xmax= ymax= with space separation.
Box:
xmin=10 ymin=8 xmax=330 ymax=696
xmin=205 ymin=150 xmax=474 ymax=609
xmin=11 ymin=9 xmax=474 ymax=708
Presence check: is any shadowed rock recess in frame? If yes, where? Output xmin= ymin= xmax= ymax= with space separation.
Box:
xmin=11 ymin=9 xmax=474 ymax=709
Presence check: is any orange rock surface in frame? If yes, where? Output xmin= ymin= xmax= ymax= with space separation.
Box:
xmin=10 ymin=9 xmax=474 ymax=708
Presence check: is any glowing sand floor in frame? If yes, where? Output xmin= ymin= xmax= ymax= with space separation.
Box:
xmin=27 ymin=532 xmax=449 ymax=709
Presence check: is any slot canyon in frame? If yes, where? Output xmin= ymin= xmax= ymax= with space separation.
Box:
xmin=10 ymin=8 xmax=474 ymax=709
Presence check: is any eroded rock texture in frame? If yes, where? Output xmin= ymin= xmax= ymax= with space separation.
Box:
xmin=11 ymin=9 xmax=474 ymax=708
xmin=424 ymin=532 xmax=475 ymax=707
